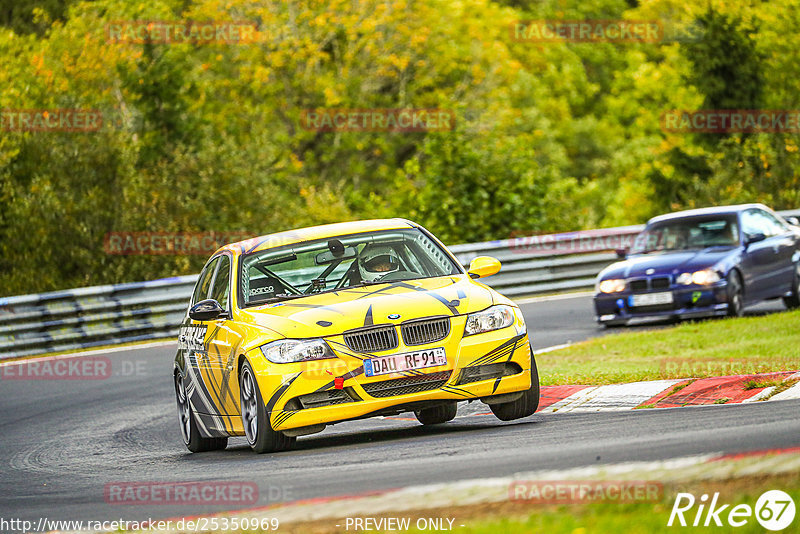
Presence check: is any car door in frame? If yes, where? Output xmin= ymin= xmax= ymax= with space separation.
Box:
xmin=739 ymin=209 xmax=787 ymax=300
xmin=204 ymin=253 xmax=244 ymax=420
xmin=178 ymin=257 xmax=218 ymax=419
xmin=757 ymin=210 xmax=798 ymax=295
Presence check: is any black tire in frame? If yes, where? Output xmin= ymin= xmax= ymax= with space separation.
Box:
xmin=414 ymin=402 xmax=458 ymax=425
xmin=601 ymin=320 xmax=627 ymax=328
xmin=783 ymin=265 xmax=800 ymax=309
xmin=490 ymin=354 xmax=540 ymax=421
xmin=726 ymin=270 xmax=744 ymax=317
xmin=240 ymin=360 xmax=295 ymax=454
xmin=175 ymin=373 xmax=228 ymax=452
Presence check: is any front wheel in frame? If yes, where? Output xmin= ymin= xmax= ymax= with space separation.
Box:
xmin=415 ymin=402 xmax=457 ymax=425
xmin=175 ymin=373 xmax=227 ymax=452
xmin=489 ymin=355 xmax=540 ymax=421
xmin=240 ymin=360 xmax=295 ymax=454
xmin=726 ymin=271 xmax=744 ymax=317
xmin=783 ymin=265 xmax=800 ymax=309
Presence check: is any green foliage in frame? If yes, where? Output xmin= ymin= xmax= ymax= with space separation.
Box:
xmin=1 ymin=0 xmax=800 ymax=295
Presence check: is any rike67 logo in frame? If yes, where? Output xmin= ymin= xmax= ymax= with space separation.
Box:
xmin=668 ymin=490 xmax=795 ymax=531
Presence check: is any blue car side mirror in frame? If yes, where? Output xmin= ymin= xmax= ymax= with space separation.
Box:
xmin=745 ymin=232 xmax=766 ymax=246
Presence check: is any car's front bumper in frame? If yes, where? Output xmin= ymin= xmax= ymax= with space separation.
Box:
xmin=594 ymin=281 xmax=730 ymax=324
xmin=244 ymin=316 xmax=532 ymax=433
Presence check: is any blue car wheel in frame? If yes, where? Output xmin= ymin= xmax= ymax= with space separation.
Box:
xmin=726 ymin=271 xmax=744 ymax=317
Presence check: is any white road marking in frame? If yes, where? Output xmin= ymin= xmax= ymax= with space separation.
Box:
xmin=742 ymin=387 xmax=775 ymax=403
xmin=769 ymin=381 xmax=800 ymax=401
xmin=514 ymin=291 xmax=594 ymax=305
xmin=535 ymin=343 xmax=574 ymax=354
xmin=540 ymin=379 xmax=683 ymax=412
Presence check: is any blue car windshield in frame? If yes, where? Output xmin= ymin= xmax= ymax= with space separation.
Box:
xmin=632 ymin=217 xmax=740 ymax=254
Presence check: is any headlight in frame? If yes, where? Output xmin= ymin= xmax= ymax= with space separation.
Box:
xmin=464 ymin=305 xmax=515 ymax=336
xmin=260 ymin=339 xmax=335 ymax=364
xmin=597 ymin=279 xmax=626 ymax=293
xmin=677 ymin=269 xmax=721 ymax=285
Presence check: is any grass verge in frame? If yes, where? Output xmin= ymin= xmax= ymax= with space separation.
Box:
xmin=537 ymin=310 xmax=800 ymax=385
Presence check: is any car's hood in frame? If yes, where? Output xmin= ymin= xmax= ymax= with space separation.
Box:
xmin=600 ymin=248 xmax=737 ymax=279
xmin=236 ymin=276 xmax=496 ymax=340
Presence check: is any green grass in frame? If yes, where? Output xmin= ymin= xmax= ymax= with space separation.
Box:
xmin=537 ymin=310 xmax=800 ymax=385
xmin=742 ymin=379 xmax=782 ymax=390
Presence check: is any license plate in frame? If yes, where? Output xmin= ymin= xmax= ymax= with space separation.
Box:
xmin=629 ymin=292 xmax=674 ymax=307
xmin=364 ymin=347 xmax=447 ymax=377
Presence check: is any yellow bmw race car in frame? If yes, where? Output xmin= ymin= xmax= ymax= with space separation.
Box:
xmin=174 ymin=219 xmax=539 ymax=453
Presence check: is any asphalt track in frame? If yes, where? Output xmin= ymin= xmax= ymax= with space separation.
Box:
xmin=0 ymin=294 xmax=795 ymax=526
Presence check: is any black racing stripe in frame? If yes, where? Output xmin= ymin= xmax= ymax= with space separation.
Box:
xmin=203 ymin=343 xmax=236 ymax=430
xmin=491 ymin=377 xmax=502 ymax=393
xmin=441 ymin=385 xmax=472 ymax=398
xmin=265 ymin=372 xmax=302 ymax=414
xmin=326 ymin=340 xmax=368 ymax=360
xmin=422 ymin=291 xmax=459 ymax=315
xmin=272 ymin=410 xmax=297 ymax=428
xmin=363 ymin=304 xmax=374 ymax=326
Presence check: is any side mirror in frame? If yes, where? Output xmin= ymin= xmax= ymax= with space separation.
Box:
xmin=745 ymin=232 xmax=766 ymax=246
xmin=467 ymin=256 xmax=501 ymax=279
xmin=615 ymin=248 xmax=628 ymax=260
xmin=189 ymin=299 xmax=228 ymax=321
xmin=786 ymin=216 xmax=800 ymax=227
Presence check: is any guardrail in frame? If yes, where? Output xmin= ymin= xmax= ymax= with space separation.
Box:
xmin=2 ymin=209 xmax=798 ymax=359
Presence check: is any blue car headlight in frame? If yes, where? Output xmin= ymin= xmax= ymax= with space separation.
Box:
xmin=677 ymin=269 xmax=721 ymax=285
xmin=464 ymin=305 xmax=515 ymax=336
xmin=260 ymin=339 xmax=335 ymax=363
xmin=597 ymin=279 xmax=626 ymax=293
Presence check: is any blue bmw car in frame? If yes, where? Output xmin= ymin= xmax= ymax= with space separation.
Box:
xmin=594 ymin=204 xmax=800 ymax=326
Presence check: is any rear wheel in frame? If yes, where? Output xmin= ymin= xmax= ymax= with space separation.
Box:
xmin=414 ymin=402 xmax=457 ymax=425
xmin=240 ymin=361 xmax=295 ymax=454
xmin=489 ymin=355 xmax=540 ymax=421
xmin=175 ymin=373 xmax=227 ymax=452
xmin=726 ymin=270 xmax=744 ymax=317
xmin=783 ymin=265 xmax=800 ymax=309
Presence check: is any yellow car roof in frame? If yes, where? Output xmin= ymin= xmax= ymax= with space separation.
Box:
xmin=220 ymin=219 xmax=418 ymax=256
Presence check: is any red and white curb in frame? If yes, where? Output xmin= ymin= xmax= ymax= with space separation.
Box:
xmin=536 ymin=371 xmax=800 ymax=413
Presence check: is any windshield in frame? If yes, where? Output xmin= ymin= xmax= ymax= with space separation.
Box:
xmin=632 ymin=216 xmax=740 ymax=254
xmin=239 ymin=228 xmax=461 ymax=306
